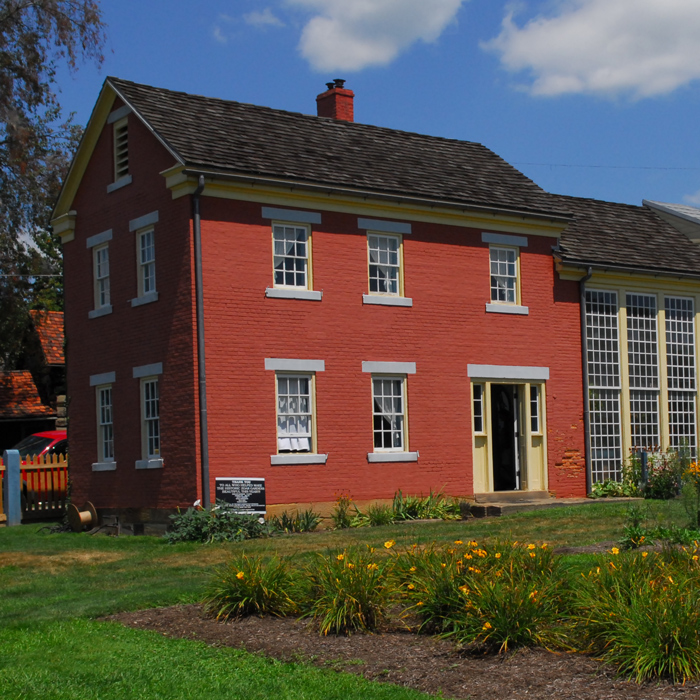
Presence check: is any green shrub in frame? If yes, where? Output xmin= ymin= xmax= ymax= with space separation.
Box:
xmin=401 ymin=541 xmax=572 ymax=652
xmin=165 ymin=502 xmax=269 ymax=544
xmin=302 ymin=546 xmax=392 ymax=634
xmin=269 ymin=508 xmax=322 ymax=534
xmin=577 ymin=549 xmax=700 ymax=682
xmin=204 ymin=554 xmax=299 ymax=619
xmin=644 ymin=452 xmax=682 ymax=500
xmin=590 ymin=479 xmax=639 ymax=498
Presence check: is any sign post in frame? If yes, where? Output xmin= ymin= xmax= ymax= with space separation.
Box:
xmin=215 ymin=477 xmax=266 ymax=515
xmin=3 ymin=450 xmax=21 ymax=526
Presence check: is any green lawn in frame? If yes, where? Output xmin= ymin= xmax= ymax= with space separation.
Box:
xmin=0 ymin=499 xmax=689 ymax=698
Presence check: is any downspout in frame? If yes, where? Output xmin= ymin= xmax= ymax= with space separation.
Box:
xmin=580 ymin=266 xmax=594 ymax=496
xmin=192 ymin=175 xmax=211 ymax=507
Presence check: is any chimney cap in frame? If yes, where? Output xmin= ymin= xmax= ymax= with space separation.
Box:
xmin=333 ymin=78 xmax=346 ymax=89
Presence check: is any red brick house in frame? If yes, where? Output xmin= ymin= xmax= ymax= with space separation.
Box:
xmin=52 ymin=78 xmax=598 ymax=523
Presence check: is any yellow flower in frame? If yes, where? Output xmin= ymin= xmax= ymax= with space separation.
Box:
xmin=541 ymin=543 xmax=548 ymax=549
xmin=464 ymin=553 xmax=472 ymax=560
xmin=611 ymin=547 xmax=620 ymax=555
xmin=527 ymin=544 xmax=536 ymax=550
xmin=347 ymin=563 xmax=355 ymax=569
xmin=458 ymin=585 xmax=469 ymax=594
xmin=337 ymin=553 xmax=345 ymax=561
xmin=407 ymin=583 xmax=415 ymax=590
xmin=495 ymin=571 xmax=502 ymax=577
xmin=669 ymin=576 xmax=675 ymax=584
xmin=495 ymin=553 xmax=502 ymax=559
xmin=642 ymin=552 xmax=649 ymax=558
xmin=367 ymin=563 xmax=378 ymax=571
xmin=236 ymin=571 xmax=245 ymax=579
xmin=694 ymin=555 xmax=699 ymax=562
xmin=482 ymin=622 xmax=492 ymax=630
xmin=384 ymin=540 xmax=396 ymax=549
xmin=454 ymin=540 xmax=463 ymax=545
xmin=468 ymin=540 xmax=478 ymax=547
xmin=409 ymin=566 xmax=417 ymax=572
xmin=416 ymin=601 xmax=424 ymax=606
xmin=529 ymin=552 xmax=536 ymax=558
xmin=441 ymin=563 xmax=447 ymax=568
xmin=529 ymin=590 xmax=538 ymax=599
xmin=468 ymin=566 xmax=481 ymax=573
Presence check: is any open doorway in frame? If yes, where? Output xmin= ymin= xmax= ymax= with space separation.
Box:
xmin=490 ymin=384 xmax=521 ymax=491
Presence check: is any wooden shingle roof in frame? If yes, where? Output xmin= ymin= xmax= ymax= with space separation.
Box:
xmin=555 ymin=195 xmax=700 ymax=278
xmin=108 ymin=77 xmax=570 ymax=219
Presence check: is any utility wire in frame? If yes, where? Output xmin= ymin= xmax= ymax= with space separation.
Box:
xmin=513 ymin=162 xmax=700 ymax=171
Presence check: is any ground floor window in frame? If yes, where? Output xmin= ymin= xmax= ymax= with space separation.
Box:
xmin=97 ymin=385 xmax=113 ymax=462
xmin=141 ymin=377 xmax=160 ymax=458
xmin=372 ymin=376 xmax=406 ymax=451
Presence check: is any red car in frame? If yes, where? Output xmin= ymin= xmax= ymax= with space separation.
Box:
xmin=10 ymin=430 xmax=68 ymax=460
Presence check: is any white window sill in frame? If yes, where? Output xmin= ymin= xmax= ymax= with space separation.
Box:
xmin=485 ymin=303 xmax=529 ymax=316
xmin=92 ymin=461 xmax=116 ymax=472
xmin=135 ymin=458 xmax=163 ymax=470
xmin=271 ymin=453 xmax=328 ymax=466
xmin=107 ymin=175 xmax=132 ymax=193
xmin=265 ymin=288 xmax=322 ymax=301
xmin=89 ymin=305 xmax=112 ymax=319
xmin=367 ymin=451 xmax=419 ymax=463
xmin=363 ymin=295 xmax=413 ymax=307
xmin=131 ymin=291 xmax=159 ymax=307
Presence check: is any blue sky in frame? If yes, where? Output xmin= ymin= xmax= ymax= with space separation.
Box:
xmin=56 ymin=0 xmax=700 ymax=207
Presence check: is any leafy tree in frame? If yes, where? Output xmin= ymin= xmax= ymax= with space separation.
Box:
xmin=0 ymin=1 xmax=105 ymax=368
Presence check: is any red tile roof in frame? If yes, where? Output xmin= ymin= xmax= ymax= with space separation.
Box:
xmin=0 ymin=371 xmax=54 ymax=418
xmin=30 ymin=310 xmax=64 ymax=365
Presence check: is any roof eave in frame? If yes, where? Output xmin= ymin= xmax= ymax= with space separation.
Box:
xmin=557 ymin=256 xmax=700 ymax=281
xmin=179 ymin=166 xmax=574 ymax=225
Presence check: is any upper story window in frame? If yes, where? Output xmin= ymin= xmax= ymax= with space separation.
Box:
xmin=490 ymin=246 xmax=518 ymax=304
xmin=273 ymin=223 xmax=310 ymax=289
xmin=114 ymin=118 xmax=129 ymax=181
xmin=94 ymin=244 xmax=110 ymax=309
xmin=138 ymin=228 xmax=156 ymax=296
xmin=368 ymin=233 xmax=401 ymax=296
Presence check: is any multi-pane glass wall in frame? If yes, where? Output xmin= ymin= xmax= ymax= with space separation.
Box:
xmin=585 ymin=289 xmax=698 ymax=482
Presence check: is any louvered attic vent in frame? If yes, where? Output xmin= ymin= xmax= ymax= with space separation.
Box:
xmin=114 ymin=119 xmax=129 ymax=180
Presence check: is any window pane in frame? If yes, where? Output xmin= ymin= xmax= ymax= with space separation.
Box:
xmin=273 ymin=225 xmax=308 ymax=288
xmin=372 ymin=376 xmax=405 ymax=450
xmin=368 ymin=234 xmax=401 ymax=297
xmin=276 ymin=373 xmax=312 ymax=452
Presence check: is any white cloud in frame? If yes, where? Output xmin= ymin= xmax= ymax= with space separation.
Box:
xmin=484 ymin=0 xmax=700 ymax=98
xmin=288 ymin=0 xmax=466 ymax=72
xmin=212 ymin=14 xmax=235 ymax=44
xmin=244 ymin=8 xmax=285 ymax=28
xmin=683 ymin=190 xmax=700 ymax=206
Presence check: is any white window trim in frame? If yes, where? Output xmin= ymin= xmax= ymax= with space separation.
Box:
xmin=272 ymin=221 xmax=313 ymax=291
xmin=467 ymin=365 xmax=550 ymax=381
xmin=370 ymin=374 xmax=410 ymax=454
xmin=139 ymin=375 xmax=161 ymax=464
xmin=92 ymin=383 xmax=115 ymax=471
xmin=274 ymin=372 xmax=318 ymax=458
xmin=489 ymin=244 xmax=521 ymax=307
xmin=91 ymin=243 xmax=111 ymax=317
xmin=366 ymin=231 xmax=407 ymax=300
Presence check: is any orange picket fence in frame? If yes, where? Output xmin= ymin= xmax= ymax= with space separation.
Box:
xmin=0 ymin=453 xmax=68 ymax=523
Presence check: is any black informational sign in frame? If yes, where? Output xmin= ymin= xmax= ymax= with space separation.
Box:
xmin=215 ymin=478 xmax=266 ymax=514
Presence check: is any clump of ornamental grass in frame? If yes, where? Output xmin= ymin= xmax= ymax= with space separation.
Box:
xmin=350 ymin=502 xmax=395 ymax=527
xmin=302 ymin=543 xmax=395 ymax=635
xmin=392 ymin=489 xmax=461 ymax=521
xmin=577 ymin=548 xmax=700 ymax=683
xmin=400 ymin=540 xmax=573 ymax=653
xmin=204 ymin=554 xmax=299 ymax=620
xmin=269 ymin=508 xmax=322 ymax=534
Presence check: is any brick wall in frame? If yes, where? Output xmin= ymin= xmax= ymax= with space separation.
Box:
xmin=64 ymin=98 xmax=200 ymax=510
xmin=199 ymin=199 xmax=586 ymax=504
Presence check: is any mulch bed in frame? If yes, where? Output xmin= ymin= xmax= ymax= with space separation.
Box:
xmin=108 ymin=604 xmax=700 ymax=699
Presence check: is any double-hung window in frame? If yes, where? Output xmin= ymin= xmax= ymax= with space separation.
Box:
xmin=142 ymin=377 xmax=160 ymax=459
xmin=368 ymin=233 xmax=401 ymax=296
xmin=276 ymin=375 xmax=313 ymax=453
xmin=490 ymin=246 xmax=518 ymax=304
xmin=94 ymin=245 xmax=110 ymax=310
xmin=372 ymin=377 xmax=406 ymax=451
xmin=273 ymin=224 xmax=310 ymax=289
xmin=97 ymin=385 xmax=114 ymax=463
xmin=138 ymin=228 xmax=156 ymax=296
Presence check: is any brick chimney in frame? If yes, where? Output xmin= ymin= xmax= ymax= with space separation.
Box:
xmin=316 ymin=79 xmax=354 ymax=122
